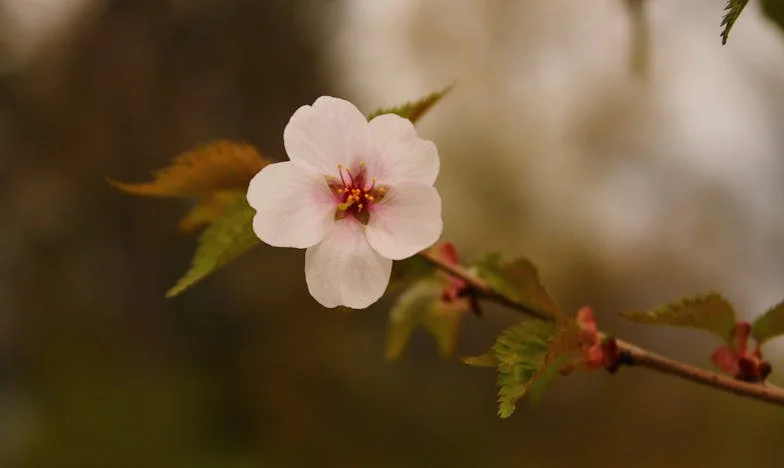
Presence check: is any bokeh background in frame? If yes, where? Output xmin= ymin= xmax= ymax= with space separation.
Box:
xmin=2 ymin=0 xmax=784 ymax=466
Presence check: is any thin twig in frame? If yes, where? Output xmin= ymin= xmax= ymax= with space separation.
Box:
xmin=616 ymin=339 xmax=784 ymax=406
xmin=417 ymin=250 xmax=784 ymax=407
xmin=418 ymin=250 xmax=550 ymax=321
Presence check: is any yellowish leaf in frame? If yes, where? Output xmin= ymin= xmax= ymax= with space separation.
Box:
xmin=179 ymin=192 xmax=245 ymax=233
xmin=752 ymin=300 xmax=784 ymax=344
xmin=621 ymin=292 xmax=737 ymax=341
xmin=425 ymin=302 xmax=464 ymax=358
xmin=385 ymin=280 xmax=464 ymax=360
xmin=473 ymin=254 xmax=562 ymax=320
xmin=110 ymin=141 xmax=268 ymax=198
xmin=546 ymin=320 xmax=582 ymax=361
xmin=387 ymin=256 xmax=435 ymax=295
xmin=526 ymin=352 xmax=579 ymax=404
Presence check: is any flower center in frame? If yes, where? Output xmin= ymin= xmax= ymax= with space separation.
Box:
xmin=327 ymin=162 xmax=386 ymax=224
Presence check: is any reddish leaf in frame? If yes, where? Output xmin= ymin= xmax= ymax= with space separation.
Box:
xmin=110 ymin=141 xmax=268 ymax=198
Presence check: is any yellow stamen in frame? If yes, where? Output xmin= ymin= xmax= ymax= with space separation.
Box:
xmin=337 ymin=198 xmax=356 ymax=211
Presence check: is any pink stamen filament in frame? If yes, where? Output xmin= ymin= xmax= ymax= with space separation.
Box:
xmin=338 ymin=165 xmax=347 ymax=186
xmin=329 ymin=163 xmax=386 ymax=220
xmin=345 ymin=167 xmax=355 ymax=185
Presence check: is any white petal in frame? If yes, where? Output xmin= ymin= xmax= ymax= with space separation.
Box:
xmin=284 ymin=96 xmax=373 ymax=175
xmin=247 ymin=161 xmax=335 ymax=248
xmin=366 ymin=181 xmax=442 ymax=260
xmin=305 ymin=220 xmax=392 ymax=309
xmin=367 ymin=113 xmax=439 ymax=186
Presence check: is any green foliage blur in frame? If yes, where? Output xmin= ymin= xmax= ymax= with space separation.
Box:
xmin=2 ymin=1 xmax=784 ymax=467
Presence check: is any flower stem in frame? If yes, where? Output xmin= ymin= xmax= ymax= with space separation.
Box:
xmin=417 ymin=250 xmax=784 ymax=407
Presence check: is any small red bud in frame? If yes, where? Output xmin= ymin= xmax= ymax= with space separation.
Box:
xmin=737 ymin=357 xmax=756 ymax=382
xmin=437 ymin=241 xmax=460 ymax=266
xmin=714 ymin=321 xmax=772 ymax=382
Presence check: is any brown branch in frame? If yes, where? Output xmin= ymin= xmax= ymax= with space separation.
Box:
xmin=616 ymin=339 xmax=784 ymax=406
xmin=418 ymin=250 xmax=550 ymax=321
xmin=417 ymin=250 xmax=784 ymax=407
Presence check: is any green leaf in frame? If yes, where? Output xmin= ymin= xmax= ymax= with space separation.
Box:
xmin=473 ymin=253 xmax=561 ymax=319
xmin=493 ymin=320 xmax=555 ymax=418
xmin=621 ymin=292 xmax=737 ymax=341
xmin=385 ymin=279 xmax=464 ymax=360
xmin=178 ymin=191 xmax=245 ymax=233
xmin=367 ymin=85 xmax=453 ymax=124
xmin=166 ymin=199 xmax=259 ymax=297
xmin=752 ymin=300 xmax=784 ymax=344
xmin=720 ymin=0 xmax=750 ymax=45
xmin=526 ymin=351 xmax=579 ymax=405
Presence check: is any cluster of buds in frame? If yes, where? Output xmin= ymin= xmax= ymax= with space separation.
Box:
xmin=434 ymin=242 xmax=482 ymax=316
xmin=711 ymin=322 xmax=771 ymax=382
xmin=576 ymin=307 xmax=622 ymax=373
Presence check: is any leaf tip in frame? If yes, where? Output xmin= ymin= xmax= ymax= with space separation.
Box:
xmin=461 ymin=353 xmax=496 ymax=368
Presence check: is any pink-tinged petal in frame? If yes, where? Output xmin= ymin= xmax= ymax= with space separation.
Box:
xmin=247 ymin=161 xmax=335 ymax=249
xmin=365 ymin=181 xmax=442 ymax=260
xmin=305 ymin=220 xmax=392 ymax=309
xmin=367 ymin=113 xmax=439 ymax=186
xmin=284 ymin=96 xmax=372 ymax=175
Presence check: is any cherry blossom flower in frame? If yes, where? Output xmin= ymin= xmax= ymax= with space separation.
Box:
xmin=247 ymin=96 xmax=442 ymax=309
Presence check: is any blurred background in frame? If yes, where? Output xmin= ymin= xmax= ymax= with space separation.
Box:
xmin=2 ymin=0 xmax=784 ymax=466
